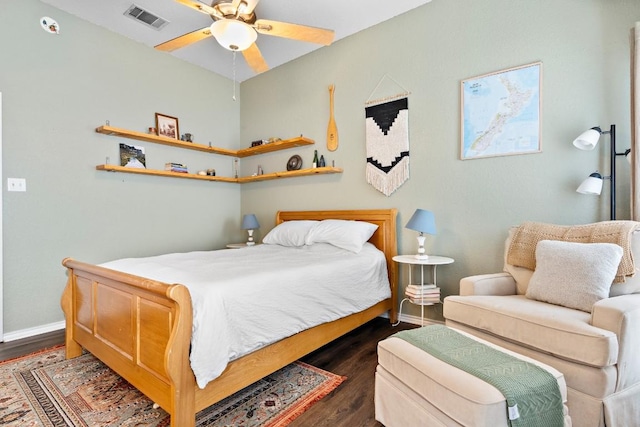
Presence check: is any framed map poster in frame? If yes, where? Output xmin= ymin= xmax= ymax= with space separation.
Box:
xmin=460 ymin=62 xmax=542 ymax=160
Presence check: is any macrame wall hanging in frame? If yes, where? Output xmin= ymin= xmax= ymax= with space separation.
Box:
xmin=365 ymin=75 xmax=411 ymax=197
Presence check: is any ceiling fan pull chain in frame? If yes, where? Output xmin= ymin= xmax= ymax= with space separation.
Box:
xmin=232 ymin=50 xmax=237 ymax=101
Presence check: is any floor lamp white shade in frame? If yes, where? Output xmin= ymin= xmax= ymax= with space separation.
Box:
xmin=576 ymin=172 xmax=604 ymax=195
xmin=573 ymin=127 xmax=602 ymax=151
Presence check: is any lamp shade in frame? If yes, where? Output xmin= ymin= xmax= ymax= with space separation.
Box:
xmin=210 ymin=20 xmax=257 ymax=51
xmin=576 ymin=172 xmax=603 ymax=195
xmin=572 ymin=127 xmax=602 ymax=151
xmin=405 ymin=209 xmax=436 ymax=235
xmin=241 ymin=214 xmax=260 ymax=230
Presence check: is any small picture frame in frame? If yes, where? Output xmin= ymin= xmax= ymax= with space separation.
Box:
xmin=155 ymin=113 xmax=179 ymax=140
xmin=119 ymin=143 xmax=146 ymax=169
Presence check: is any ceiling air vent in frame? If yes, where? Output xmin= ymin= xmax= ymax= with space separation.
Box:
xmin=124 ymin=4 xmax=169 ymax=30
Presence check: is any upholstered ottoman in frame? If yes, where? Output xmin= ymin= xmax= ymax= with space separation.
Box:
xmin=375 ymin=326 xmax=572 ymax=427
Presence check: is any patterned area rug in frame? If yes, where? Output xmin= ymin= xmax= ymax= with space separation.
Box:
xmin=0 ymin=345 xmax=345 ymax=426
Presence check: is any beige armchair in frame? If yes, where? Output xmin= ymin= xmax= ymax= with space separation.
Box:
xmin=443 ymin=222 xmax=640 ymax=427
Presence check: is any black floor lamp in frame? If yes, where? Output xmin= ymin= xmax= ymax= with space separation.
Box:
xmin=574 ymin=124 xmax=630 ymax=220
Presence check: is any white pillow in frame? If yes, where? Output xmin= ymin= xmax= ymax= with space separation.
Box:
xmin=525 ymin=240 xmax=623 ymax=313
xmin=304 ymin=219 xmax=378 ymax=253
xmin=262 ymin=220 xmax=318 ymax=247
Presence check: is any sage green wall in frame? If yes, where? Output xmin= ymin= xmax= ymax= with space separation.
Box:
xmin=239 ymin=0 xmax=639 ymax=321
xmin=1 ymin=0 xmax=243 ymax=334
xmin=1 ymin=0 xmax=638 ymax=334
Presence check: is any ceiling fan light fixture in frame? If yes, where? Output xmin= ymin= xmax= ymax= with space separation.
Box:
xmin=210 ymin=19 xmax=257 ymax=51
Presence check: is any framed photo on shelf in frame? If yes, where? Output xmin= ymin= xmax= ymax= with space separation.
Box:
xmin=155 ymin=113 xmax=179 ymax=140
xmin=460 ymin=61 xmax=542 ymax=160
xmin=119 ymin=143 xmax=146 ymax=169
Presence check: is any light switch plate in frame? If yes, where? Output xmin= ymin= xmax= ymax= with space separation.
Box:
xmin=7 ymin=178 xmax=26 ymax=192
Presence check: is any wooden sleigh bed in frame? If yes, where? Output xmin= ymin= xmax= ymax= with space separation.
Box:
xmin=60 ymin=209 xmax=398 ymax=427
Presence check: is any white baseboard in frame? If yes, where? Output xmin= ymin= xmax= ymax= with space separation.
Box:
xmin=2 ymin=320 xmax=65 ymax=342
xmin=397 ymin=312 xmax=444 ymax=327
xmin=378 ymin=311 xmax=443 ymax=327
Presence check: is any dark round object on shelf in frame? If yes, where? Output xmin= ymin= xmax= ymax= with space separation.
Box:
xmin=287 ymin=155 xmax=303 ymax=171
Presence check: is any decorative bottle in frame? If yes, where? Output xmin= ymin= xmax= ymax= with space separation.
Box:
xmin=312 ymin=150 xmax=319 ymax=168
xmin=319 ymin=155 xmax=326 ymax=167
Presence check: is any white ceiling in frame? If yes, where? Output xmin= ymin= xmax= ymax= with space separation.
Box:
xmin=39 ymin=0 xmax=431 ymax=82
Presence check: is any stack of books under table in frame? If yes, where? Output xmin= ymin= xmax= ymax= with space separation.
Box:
xmin=405 ymin=284 xmax=441 ymax=304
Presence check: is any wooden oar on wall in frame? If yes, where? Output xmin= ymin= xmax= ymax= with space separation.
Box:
xmin=327 ymin=84 xmax=338 ymax=151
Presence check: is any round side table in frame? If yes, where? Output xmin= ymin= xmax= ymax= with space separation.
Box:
xmin=392 ymin=255 xmax=454 ymax=326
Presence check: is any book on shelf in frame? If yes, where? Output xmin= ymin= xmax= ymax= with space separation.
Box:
xmin=407 ymin=284 xmax=437 ymax=291
xmin=409 ymin=296 xmax=440 ymax=304
xmin=405 ymin=287 xmax=440 ymax=297
xmin=165 ymin=162 xmax=188 ymax=173
xmin=409 ymin=294 xmax=440 ymax=300
xmin=404 ymin=289 xmax=440 ymax=297
xmin=165 ymin=162 xmax=186 ymax=169
xmin=406 ymin=293 xmax=440 ymax=300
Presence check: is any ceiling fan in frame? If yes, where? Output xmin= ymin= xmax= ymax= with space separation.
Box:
xmin=155 ymin=0 xmax=335 ymax=74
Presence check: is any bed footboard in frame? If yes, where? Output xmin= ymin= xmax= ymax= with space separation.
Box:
xmin=61 ymin=258 xmax=196 ymax=427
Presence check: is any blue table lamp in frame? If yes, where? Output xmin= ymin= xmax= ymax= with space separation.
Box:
xmin=241 ymin=214 xmax=260 ymax=246
xmin=405 ymin=209 xmax=436 ymax=259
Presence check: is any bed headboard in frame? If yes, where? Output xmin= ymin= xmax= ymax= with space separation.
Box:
xmin=276 ymin=209 xmax=398 ymax=316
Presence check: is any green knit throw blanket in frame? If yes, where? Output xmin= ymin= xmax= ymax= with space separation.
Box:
xmin=394 ymin=325 xmax=564 ymax=427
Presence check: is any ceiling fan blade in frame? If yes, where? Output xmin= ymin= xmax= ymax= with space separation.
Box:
xmin=174 ymin=0 xmax=218 ymax=16
xmin=155 ymin=27 xmax=211 ymax=51
xmin=255 ymin=19 xmax=334 ymax=45
xmin=242 ymin=43 xmax=269 ymax=74
xmin=232 ymin=0 xmax=260 ymax=15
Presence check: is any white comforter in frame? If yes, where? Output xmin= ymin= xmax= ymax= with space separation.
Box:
xmin=100 ymin=242 xmax=391 ymax=388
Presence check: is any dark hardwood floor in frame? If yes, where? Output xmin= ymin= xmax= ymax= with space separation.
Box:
xmin=0 ymin=317 xmax=416 ymax=427
xmin=0 ymin=328 xmax=66 ymax=361
xmin=295 ymin=317 xmax=416 ymax=427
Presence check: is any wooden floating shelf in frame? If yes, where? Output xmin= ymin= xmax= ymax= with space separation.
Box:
xmin=96 ymin=165 xmax=238 ymax=182
xmin=235 ymin=137 xmax=314 ymax=158
xmin=96 ymin=125 xmax=237 ymax=156
xmin=237 ymin=167 xmax=343 ymax=183
xmin=97 ymin=165 xmax=342 ymax=183
xmin=96 ymin=125 xmax=313 ymax=157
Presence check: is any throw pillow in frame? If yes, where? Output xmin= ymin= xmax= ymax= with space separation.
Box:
xmin=526 ymin=240 xmax=623 ymax=312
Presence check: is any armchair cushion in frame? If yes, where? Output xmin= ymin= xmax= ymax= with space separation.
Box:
xmin=525 ymin=240 xmax=623 ymax=313
xmin=443 ymin=295 xmax=618 ymax=368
